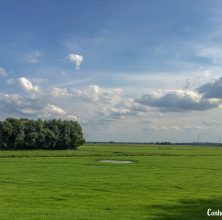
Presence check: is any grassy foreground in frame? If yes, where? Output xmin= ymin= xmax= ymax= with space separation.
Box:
xmin=0 ymin=144 xmax=222 ymax=220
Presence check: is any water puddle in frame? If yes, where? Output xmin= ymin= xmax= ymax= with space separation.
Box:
xmin=98 ymin=160 xmax=134 ymax=164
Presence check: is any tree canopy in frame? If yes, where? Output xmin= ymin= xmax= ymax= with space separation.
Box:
xmin=0 ymin=118 xmax=85 ymax=150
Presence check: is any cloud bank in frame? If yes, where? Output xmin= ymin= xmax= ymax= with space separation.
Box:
xmin=1 ymin=73 xmax=222 ymax=142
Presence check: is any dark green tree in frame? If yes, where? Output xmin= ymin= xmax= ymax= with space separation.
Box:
xmin=0 ymin=118 xmax=85 ymax=150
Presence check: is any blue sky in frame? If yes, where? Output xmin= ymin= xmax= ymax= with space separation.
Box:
xmin=1 ymin=0 xmax=222 ymax=142
xmin=0 ymin=0 xmax=218 ymax=73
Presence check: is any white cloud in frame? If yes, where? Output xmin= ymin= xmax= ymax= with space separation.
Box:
xmin=41 ymin=105 xmax=78 ymax=120
xmin=0 ymin=67 xmax=8 ymax=77
xmin=135 ymin=90 xmax=220 ymax=112
xmin=115 ymin=98 xmax=151 ymax=113
xmin=67 ymin=114 xmax=78 ymax=121
xmin=0 ymin=92 xmax=32 ymax=116
xmin=23 ymin=51 xmax=42 ymax=64
xmin=197 ymin=77 xmax=222 ymax=98
xmin=20 ymin=108 xmax=38 ymax=115
xmin=51 ymin=85 xmax=123 ymax=104
xmin=8 ymin=77 xmax=39 ymax=93
xmin=145 ymin=125 xmax=181 ymax=132
xmin=0 ymin=89 xmax=79 ymax=120
xmin=18 ymin=77 xmax=39 ymax=92
xmin=195 ymin=45 xmax=222 ymax=64
xmin=86 ymin=98 xmax=152 ymax=126
xmin=43 ymin=104 xmax=66 ymax=115
xmin=2 ymin=74 xmax=222 ymax=142
xmin=51 ymin=87 xmax=71 ymax=97
xmin=0 ymin=92 xmax=22 ymax=105
xmin=73 ymin=85 xmax=122 ymax=103
xmin=68 ymin=53 xmax=84 ymax=69
xmin=31 ymin=77 xmax=48 ymax=84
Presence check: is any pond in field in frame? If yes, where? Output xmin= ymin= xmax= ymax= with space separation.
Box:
xmin=98 ymin=160 xmax=134 ymax=164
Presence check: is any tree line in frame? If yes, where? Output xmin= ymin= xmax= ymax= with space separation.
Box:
xmin=0 ymin=118 xmax=85 ymax=150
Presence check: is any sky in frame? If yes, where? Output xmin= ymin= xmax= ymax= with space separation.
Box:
xmin=1 ymin=0 xmax=222 ymax=142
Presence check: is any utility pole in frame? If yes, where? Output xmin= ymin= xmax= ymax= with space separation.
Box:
xmin=219 ymin=136 xmax=221 ymax=146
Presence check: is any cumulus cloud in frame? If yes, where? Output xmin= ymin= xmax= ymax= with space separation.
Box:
xmin=115 ymin=99 xmax=151 ymax=114
xmin=0 ymin=92 xmax=34 ymax=116
xmin=0 ymin=90 xmax=79 ymax=120
xmin=73 ymin=85 xmax=122 ymax=103
xmin=86 ymin=98 xmax=151 ymax=126
xmin=18 ymin=77 xmax=39 ymax=92
xmin=43 ymin=104 xmax=66 ymax=115
xmin=0 ymin=67 xmax=8 ymax=77
xmin=2 ymin=75 xmax=222 ymax=132
xmin=51 ymin=88 xmax=71 ymax=98
xmin=40 ymin=104 xmax=78 ymax=120
xmin=0 ymin=91 xmax=51 ymax=116
xmin=67 ymin=114 xmax=78 ymax=121
xmin=8 ymin=77 xmax=39 ymax=93
xmin=52 ymin=85 xmax=123 ymax=104
xmin=197 ymin=77 xmax=222 ymax=99
xmin=135 ymin=90 xmax=219 ymax=111
xmin=99 ymin=107 xmax=131 ymax=120
xmin=68 ymin=53 xmax=84 ymax=69
xmin=0 ymin=92 xmax=22 ymax=106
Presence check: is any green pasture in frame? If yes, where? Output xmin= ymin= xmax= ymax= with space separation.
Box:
xmin=0 ymin=144 xmax=221 ymax=219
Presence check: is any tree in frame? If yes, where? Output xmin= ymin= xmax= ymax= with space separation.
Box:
xmin=0 ymin=118 xmax=85 ymax=150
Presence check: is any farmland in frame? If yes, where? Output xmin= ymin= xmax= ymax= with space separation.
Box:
xmin=0 ymin=144 xmax=221 ymax=219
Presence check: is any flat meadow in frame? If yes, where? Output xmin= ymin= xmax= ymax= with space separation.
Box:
xmin=0 ymin=143 xmax=222 ymax=220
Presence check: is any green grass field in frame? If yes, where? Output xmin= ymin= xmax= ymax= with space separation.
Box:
xmin=0 ymin=144 xmax=221 ymax=220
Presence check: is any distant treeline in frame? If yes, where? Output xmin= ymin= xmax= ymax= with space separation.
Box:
xmin=0 ymin=118 xmax=85 ymax=150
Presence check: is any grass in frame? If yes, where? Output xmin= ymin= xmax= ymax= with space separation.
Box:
xmin=0 ymin=144 xmax=221 ymax=219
